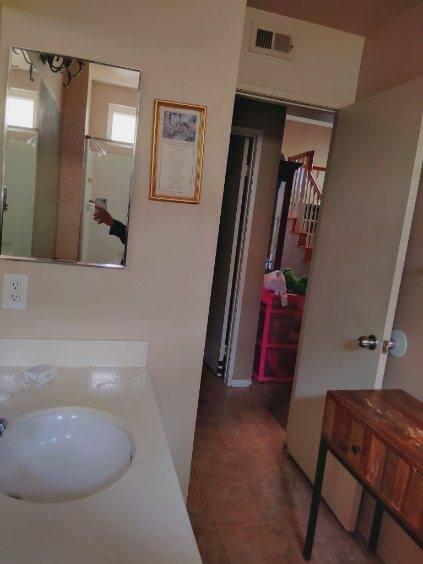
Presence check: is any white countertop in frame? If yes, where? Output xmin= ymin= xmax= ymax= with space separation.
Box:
xmin=0 ymin=366 xmax=201 ymax=564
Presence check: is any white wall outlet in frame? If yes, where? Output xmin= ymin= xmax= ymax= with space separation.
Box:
xmin=2 ymin=273 xmax=28 ymax=310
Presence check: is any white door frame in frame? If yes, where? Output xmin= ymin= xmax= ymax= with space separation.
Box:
xmin=224 ymin=126 xmax=263 ymax=387
xmin=217 ymin=134 xmax=252 ymax=368
xmin=221 ymin=94 xmax=336 ymax=387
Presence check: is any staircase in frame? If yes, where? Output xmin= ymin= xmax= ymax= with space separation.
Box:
xmin=287 ymin=151 xmax=324 ymax=264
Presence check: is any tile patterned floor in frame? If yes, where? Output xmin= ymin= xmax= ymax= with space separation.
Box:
xmin=187 ymin=366 xmax=382 ymax=563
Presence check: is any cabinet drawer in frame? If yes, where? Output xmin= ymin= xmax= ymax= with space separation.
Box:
xmin=323 ymin=398 xmax=350 ymax=454
xmin=323 ymin=399 xmax=364 ymax=472
xmin=346 ymin=418 xmax=365 ymax=471
xmin=379 ymin=450 xmax=411 ymax=513
xmin=359 ymin=431 xmax=387 ymax=489
xmin=403 ymin=470 xmax=423 ymax=542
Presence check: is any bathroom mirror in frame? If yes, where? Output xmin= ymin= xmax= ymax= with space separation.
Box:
xmin=1 ymin=48 xmax=141 ymax=268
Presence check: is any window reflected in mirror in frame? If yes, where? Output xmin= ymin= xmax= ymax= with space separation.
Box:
xmin=1 ymin=48 xmax=141 ymax=267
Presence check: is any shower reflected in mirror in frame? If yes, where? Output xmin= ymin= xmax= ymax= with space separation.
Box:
xmin=1 ymin=48 xmax=141 ymax=267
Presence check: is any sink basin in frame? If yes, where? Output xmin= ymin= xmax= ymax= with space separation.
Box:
xmin=0 ymin=407 xmax=134 ymax=503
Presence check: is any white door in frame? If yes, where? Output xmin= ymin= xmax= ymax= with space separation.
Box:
xmin=286 ymin=77 xmax=423 ymax=530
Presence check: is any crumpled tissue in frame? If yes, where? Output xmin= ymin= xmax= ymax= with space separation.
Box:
xmin=23 ymin=365 xmax=58 ymax=389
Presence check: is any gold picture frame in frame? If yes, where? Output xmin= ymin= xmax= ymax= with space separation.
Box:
xmin=150 ymin=99 xmax=206 ymax=204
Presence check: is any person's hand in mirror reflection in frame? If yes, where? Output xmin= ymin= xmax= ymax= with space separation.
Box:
xmin=93 ymin=205 xmax=127 ymax=245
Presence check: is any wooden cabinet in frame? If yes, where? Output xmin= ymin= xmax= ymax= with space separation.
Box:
xmin=360 ymin=431 xmax=386 ymax=488
xmin=379 ymin=450 xmax=411 ymax=513
xmin=304 ymin=389 xmax=423 ymax=560
xmin=403 ymin=470 xmax=423 ymax=539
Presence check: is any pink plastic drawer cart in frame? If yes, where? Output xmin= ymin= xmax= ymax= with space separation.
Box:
xmin=253 ymin=289 xmax=305 ymax=382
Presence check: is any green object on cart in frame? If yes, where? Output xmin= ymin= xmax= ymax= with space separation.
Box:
xmin=283 ymin=268 xmax=308 ymax=295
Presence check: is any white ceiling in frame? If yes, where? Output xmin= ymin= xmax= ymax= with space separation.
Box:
xmin=247 ymin=0 xmax=421 ymax=36
xmin=10 ymin=49 xmax=28 ymax=70
xmin=90 ymin=63 xmax=140 ymax=90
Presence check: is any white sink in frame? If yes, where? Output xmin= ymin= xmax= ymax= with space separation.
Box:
xmin=0 ymin=407 xmax=134 ymax=503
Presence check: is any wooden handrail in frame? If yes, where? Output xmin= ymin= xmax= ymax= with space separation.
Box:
xmin=309 ymin=171 xmax=322 ymax=198
xmin=288 ymin=151 xmax=315 ymax=172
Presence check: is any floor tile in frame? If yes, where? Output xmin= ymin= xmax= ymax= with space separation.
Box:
xmin=204 ymin=476 xmax=262 ymax=526
xmin=188 ymin=366 xmax=382 ymax=563
xmin=193 ymin=525 xmax=231 ymax=564
xmin=218 ymin=521 xmax=304 ymax=564
xmin=187 ymin=476 xmax=216 ymax=529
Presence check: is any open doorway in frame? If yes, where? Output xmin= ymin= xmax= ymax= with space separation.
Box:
xmin=188 ymin=92 xmax=382 ymax=564
xmin=203 ymin=94 xmax=336 ymax=425
xmin=191 ymin=77 xmax=423 ymax=564
xmin=204 ymin=127 xmax=260 ymax=382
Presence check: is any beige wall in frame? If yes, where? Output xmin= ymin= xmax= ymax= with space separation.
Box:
xmin=356 ymin=2 xmax=423 ymax=100
xmin=280 ymin=227 xmax=309 ymax=276
xmin=355 ymin=5 xmax=423 ymax=563
xmin=9 ymin=66 xmax=39 ymax=92
xmin=89 ymin=80 xmax=138 ymax=140
xmin=0 ymin=0 xmax=247 ymax=496
xmin=238 ymin=7 xmax=364 ymax=109
xmin=231 ymin=96 xmax=286 ymax=381
xmin=282 ymin=120 xmax=332 ymax=167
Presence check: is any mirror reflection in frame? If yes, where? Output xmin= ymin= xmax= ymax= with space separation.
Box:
xmin=1 ymin=48 xmax=140 ymax=267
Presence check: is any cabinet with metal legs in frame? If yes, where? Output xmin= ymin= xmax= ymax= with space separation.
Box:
xmin=303 ymin=390 xmax=423 ymax=560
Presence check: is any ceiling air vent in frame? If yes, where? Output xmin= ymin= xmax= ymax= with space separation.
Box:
xmin=249 ymin=22 xmax=295 ymax=60
xmin=255 ymin=28 xmax=273 ymax=50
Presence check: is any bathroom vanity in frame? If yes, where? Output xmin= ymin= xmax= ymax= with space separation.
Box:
xmin=0 ymin=339 xmax=201 ymax=564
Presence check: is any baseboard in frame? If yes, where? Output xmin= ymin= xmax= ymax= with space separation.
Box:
xmin=228 ymin=378 xmax=251 ymax=388
xmin=203 ymin=360 xmax=218 ymax=376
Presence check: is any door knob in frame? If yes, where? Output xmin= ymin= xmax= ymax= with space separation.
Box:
xmin=358 ymin=335 xmax=378 ymax=350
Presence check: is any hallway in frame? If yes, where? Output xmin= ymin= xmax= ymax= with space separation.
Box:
xmin=187 ymin=366 xmax=381 ymax=563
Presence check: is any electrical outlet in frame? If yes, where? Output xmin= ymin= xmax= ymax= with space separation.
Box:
xmin=2 ymin=273 xmax=28 ymax=310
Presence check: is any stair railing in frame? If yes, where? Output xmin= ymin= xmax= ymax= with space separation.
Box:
xmin=312 ymin=165 xmax=326 ymax=191
xmin=287 ymin=151 xmax=314 ymax=220
xmin=287 ymin=151 xmax=323 ymax=253
xmin=302 ymin=172 xmax=321 ymax=249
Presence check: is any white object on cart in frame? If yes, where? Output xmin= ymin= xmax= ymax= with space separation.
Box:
xmin=263 ymin=270 xmax=288 ymax=306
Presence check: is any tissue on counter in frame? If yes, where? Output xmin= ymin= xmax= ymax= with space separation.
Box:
xmin=23 ymin=365 xmax=58 ymax=389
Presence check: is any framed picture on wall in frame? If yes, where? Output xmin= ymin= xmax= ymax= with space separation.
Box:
xmin=150 ymin=99 xmax=206 ymax=204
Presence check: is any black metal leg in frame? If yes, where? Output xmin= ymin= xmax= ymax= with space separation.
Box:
xmin=303 ymin=439 xmax=328 ymax=560
xmin=368 ymin=499 xmax=383 ymax=552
